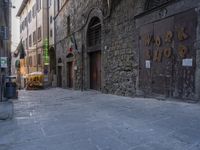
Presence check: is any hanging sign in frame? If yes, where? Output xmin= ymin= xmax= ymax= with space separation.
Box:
xmin=0 ymin=57 xmax=8 ymax=68
xmin=43 ymin=39 xmax=49 ymax=65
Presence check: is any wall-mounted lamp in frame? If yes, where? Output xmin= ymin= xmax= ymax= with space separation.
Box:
xmin=159 ymin=8 xmax=168 ymax=18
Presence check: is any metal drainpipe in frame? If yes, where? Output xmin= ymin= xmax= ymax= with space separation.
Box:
xmin=81 ymin=44 xmax=84 ymax=91
xmin=47 ymin=0 xmax=50 ymax=69
xmin=53 ymin=0 xmax=57 ymax=85
xmin=0 ymin=3 xmax=3 ymax=101
xmin=26 ymin=5 xmax=29 ymax=74
xmin=46 ymin=0 xmax=50 ymax=85
xmin=36 ymin=0 xmax=38 ymax=71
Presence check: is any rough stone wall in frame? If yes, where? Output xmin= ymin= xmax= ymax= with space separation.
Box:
xmin=55 ymin=0 xmax=105 ymax=89
xmin=102 ymin=0 xmax=139 ymax=96
xmin=55 ymin=0 xmax=200 ymax=100
xmin=195 ymin=2 xmax=200 ymax=99
xmin=55 ymin=0 xmax=140 ymax=95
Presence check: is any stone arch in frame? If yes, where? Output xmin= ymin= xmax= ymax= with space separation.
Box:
xmin=66 ymin=53 xmax=74 ymax=59
xmin=87 ymin=17 xmax=101 ymax=49
xmin=84 ymin=10 xmax=103 ymax=91
xmin=84 ymin=7 xmax=103 ymax=48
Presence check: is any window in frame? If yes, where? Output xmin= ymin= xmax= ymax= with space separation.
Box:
xmin=22 ymin=20 xmax=25 ymax=30
xmin=67 ymin=16 xmax=70 ymax=35
xmin=36 ymin=0 xmax=41 ymax=12
xmin=32 ymin=4 xmax=36 ymax=18
xmin=22 ymin=21 xmax=24 ymax=30
xmin=33 ymin=31 xmax=36 ymax=44
xmin=20 ymin=24 xmax=22 ymax=33
xmin=33 ymin=55 xmax=36 ymax=67
xmin=28 ymin=11 xmax=32 ymax=23
xmin=49 ymin=0 xmax=52 ymax=7
xmin=37 ymin=54 xmax=41 ymax=65
xmin=87 ymin=17 xmax=101 ymax=47
xmin=32 ymin=6 xmax=34 ymax=17
xmin=50 ymin=16 xmax=53 ymax=24
xmin=57 ymin=0 xmax=60 ymax=12
xmin=25 ymin=17 xmax=28 ymax=26
xmin=26 ymin=38 xmax=28 ymax=49
xmin=50 ymin=29 xmax=53 ymax=37
xmin=26 ymin=57 xmax=29 ymax=66
xmin=38 ymin=27 xmax=42 ymax=40
xmin=29 ymin=34 xmax=32 ymax=47
xmin=22 ymin=40 xmax=25 ymax=48
xmin=29 ymin=56 xmax=32 ymax=66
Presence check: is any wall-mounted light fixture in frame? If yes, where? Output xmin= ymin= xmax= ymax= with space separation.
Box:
xmin=159 ymin=8 xmax=168 ymax=18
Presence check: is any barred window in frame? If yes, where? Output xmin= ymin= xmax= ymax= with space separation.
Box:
xmin=87 ymin=17 xmax=101 ymax=47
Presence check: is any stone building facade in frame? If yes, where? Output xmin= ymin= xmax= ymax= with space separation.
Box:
xmin=0 ymin=0 xmax=11 ymax=100
xmin=54 ymin=0 xmax=200 ymax=101
xmin=17 ymin=0 xmax=49 ymax=77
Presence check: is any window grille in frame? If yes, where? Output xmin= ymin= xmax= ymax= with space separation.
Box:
xmin=87 ymin=17 xmax=101 ymax=47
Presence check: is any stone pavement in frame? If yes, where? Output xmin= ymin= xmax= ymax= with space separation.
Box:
xmin=0 ymin=88 xmax=200 ymax=150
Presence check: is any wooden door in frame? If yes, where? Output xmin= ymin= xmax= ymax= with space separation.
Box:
xmin=138 ymin=9 xmax=197 ymax=99
xmin=151 ymin=17 xmax=173 ymax=96
xmin=67 ymin=62 xmax=73 ymax=88
xmin=90 ymin=52 xmax=101 ymax=91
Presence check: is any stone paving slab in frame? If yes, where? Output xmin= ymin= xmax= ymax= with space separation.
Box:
xmin=0 ymin=88 xmax=200 ymax=150
xmin=0 ymin=101 xmax=13 ymax=120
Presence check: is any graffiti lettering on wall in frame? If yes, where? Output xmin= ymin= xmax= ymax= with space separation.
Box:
xmin=143 ymin=27 xmax=190 ymax=63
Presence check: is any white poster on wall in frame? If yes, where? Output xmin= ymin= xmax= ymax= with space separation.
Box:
xmin=182 ymin=59 xmax=193 ymax=67
xmin=145 ymin=60 xmax=151 ymax=69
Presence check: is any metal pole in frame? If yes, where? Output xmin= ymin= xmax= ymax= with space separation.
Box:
xmin=47 ymin=0 xmax=50 ymax=85
xmin=81 ymin=44 xmax=84 ymax=91
xmin=26 ymin=5 xmax=29 ymax=74
xmin=53 ymin=0 xmax=57 ymax=85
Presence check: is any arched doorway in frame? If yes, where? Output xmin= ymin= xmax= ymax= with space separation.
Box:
xmin=49 ymin=47 xmax=57 ymax=86
xmin=49 ymin=47 xmax=56 ymax=74
xmin=57 ymin=58 xmax=62 ymax=87
xmin=87 ymin=17 xmax=102 ymax=91
xmin=66 ymin=53 xmax=74 ymax=88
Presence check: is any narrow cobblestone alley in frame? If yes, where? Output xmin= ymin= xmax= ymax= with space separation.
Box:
xmin=0 ymin=88 xmax=200 ymax=150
